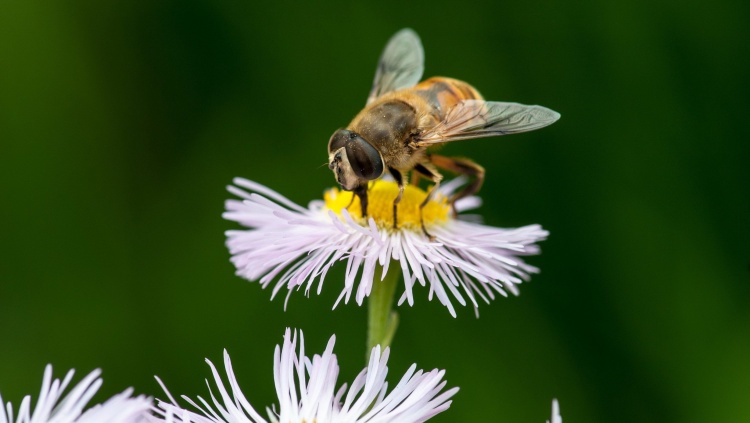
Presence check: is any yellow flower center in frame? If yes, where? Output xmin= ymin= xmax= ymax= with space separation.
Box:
xmin=324 ymin=180 xmax=451 ymax=230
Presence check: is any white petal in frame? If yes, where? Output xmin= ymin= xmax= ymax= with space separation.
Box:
xmin=547 ymin=399 xmax=562 ymax=423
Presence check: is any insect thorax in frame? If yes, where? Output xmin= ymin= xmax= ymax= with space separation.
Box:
xmin=353 ymin=100 xmax=418 ymax=151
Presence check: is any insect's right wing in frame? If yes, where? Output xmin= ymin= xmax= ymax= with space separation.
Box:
xmin=366 ymin=29 xmax=424 ymax=105
xmin=416 ymin=100 xmax=560 ymax=145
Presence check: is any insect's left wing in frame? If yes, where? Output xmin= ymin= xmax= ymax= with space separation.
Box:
xmin=416 ymin=100 xmax=560 ymax=145
xmin=366 ymin=29 xmax=424 ymax=105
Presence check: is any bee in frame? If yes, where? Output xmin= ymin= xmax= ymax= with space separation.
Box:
xmin=327 ymin=28 xmax=560 ymax=236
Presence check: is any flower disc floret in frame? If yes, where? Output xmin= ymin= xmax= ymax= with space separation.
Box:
xmin=324 ymin=181 xmax=450 ymax=230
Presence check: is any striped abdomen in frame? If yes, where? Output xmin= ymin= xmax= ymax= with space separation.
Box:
xmin=411 ymin=77 xmax=483 ymax=122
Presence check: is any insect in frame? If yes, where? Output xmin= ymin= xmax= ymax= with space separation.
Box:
xmin=327 ymin=28 xmax=560 ymax=236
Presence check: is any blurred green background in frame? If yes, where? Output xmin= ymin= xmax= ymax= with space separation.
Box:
xmin=1 ymin=0 xmax=748 ymax=422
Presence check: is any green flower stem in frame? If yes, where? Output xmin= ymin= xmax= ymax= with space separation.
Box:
xmin=367 ymin=262 xmax=401 ymax=361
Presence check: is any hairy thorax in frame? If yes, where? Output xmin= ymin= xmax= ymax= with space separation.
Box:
xmin=348 ymin=92 xmax=437 ymax=172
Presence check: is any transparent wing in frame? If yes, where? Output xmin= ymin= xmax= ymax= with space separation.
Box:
xmin=366 ymin=28 xmax=424 ymax=105
xmin=416 ymin=100 xmax=560 ymax=145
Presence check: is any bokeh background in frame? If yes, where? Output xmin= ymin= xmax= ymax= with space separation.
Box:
xmin=1 ymin=1 xmax=748 ymax=422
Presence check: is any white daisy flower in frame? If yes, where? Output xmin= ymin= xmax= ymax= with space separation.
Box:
xmin=152 ymin=328 xmax=457 ymax=423
xmin=224 ymin=177 xmax=548 ymax=317
xmin=0 ymin=365 xmax=152 ymax=423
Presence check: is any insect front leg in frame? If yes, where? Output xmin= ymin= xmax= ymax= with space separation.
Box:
xmin=413 ymin=163 xmax=443 ymax=240
xmin=352 ymin=184 xmax=369 ymax=219
xmin=429 ymin=154 xmax=485 ymax=214
xmin=389 ymin=168 xmax=404 ymax=229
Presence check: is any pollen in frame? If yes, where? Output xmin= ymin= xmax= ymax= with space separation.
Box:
xmin=324 ymin=180 xmax=451 ymax=230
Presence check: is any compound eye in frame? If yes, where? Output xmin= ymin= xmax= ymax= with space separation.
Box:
xmin=328 ymin=129 xmax=349 ymax=153
xmin=328 ymin=129 xmax=384 ymax=180
xmin=344 ymin=133 xmax=384 ymax=180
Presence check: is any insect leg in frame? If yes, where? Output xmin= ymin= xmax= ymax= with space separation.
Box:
xmin=353 ymin=184 xmax=369 ymax=218
xmin=413 ymin=163 xmax=443 ymax=239
xmin=428 ymin=154 xmax=485 ymax=213
xmin=389 ymin=168 xmax=404 ymax=229
xmin=409 ymin=168 xmax=422 ymax=186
